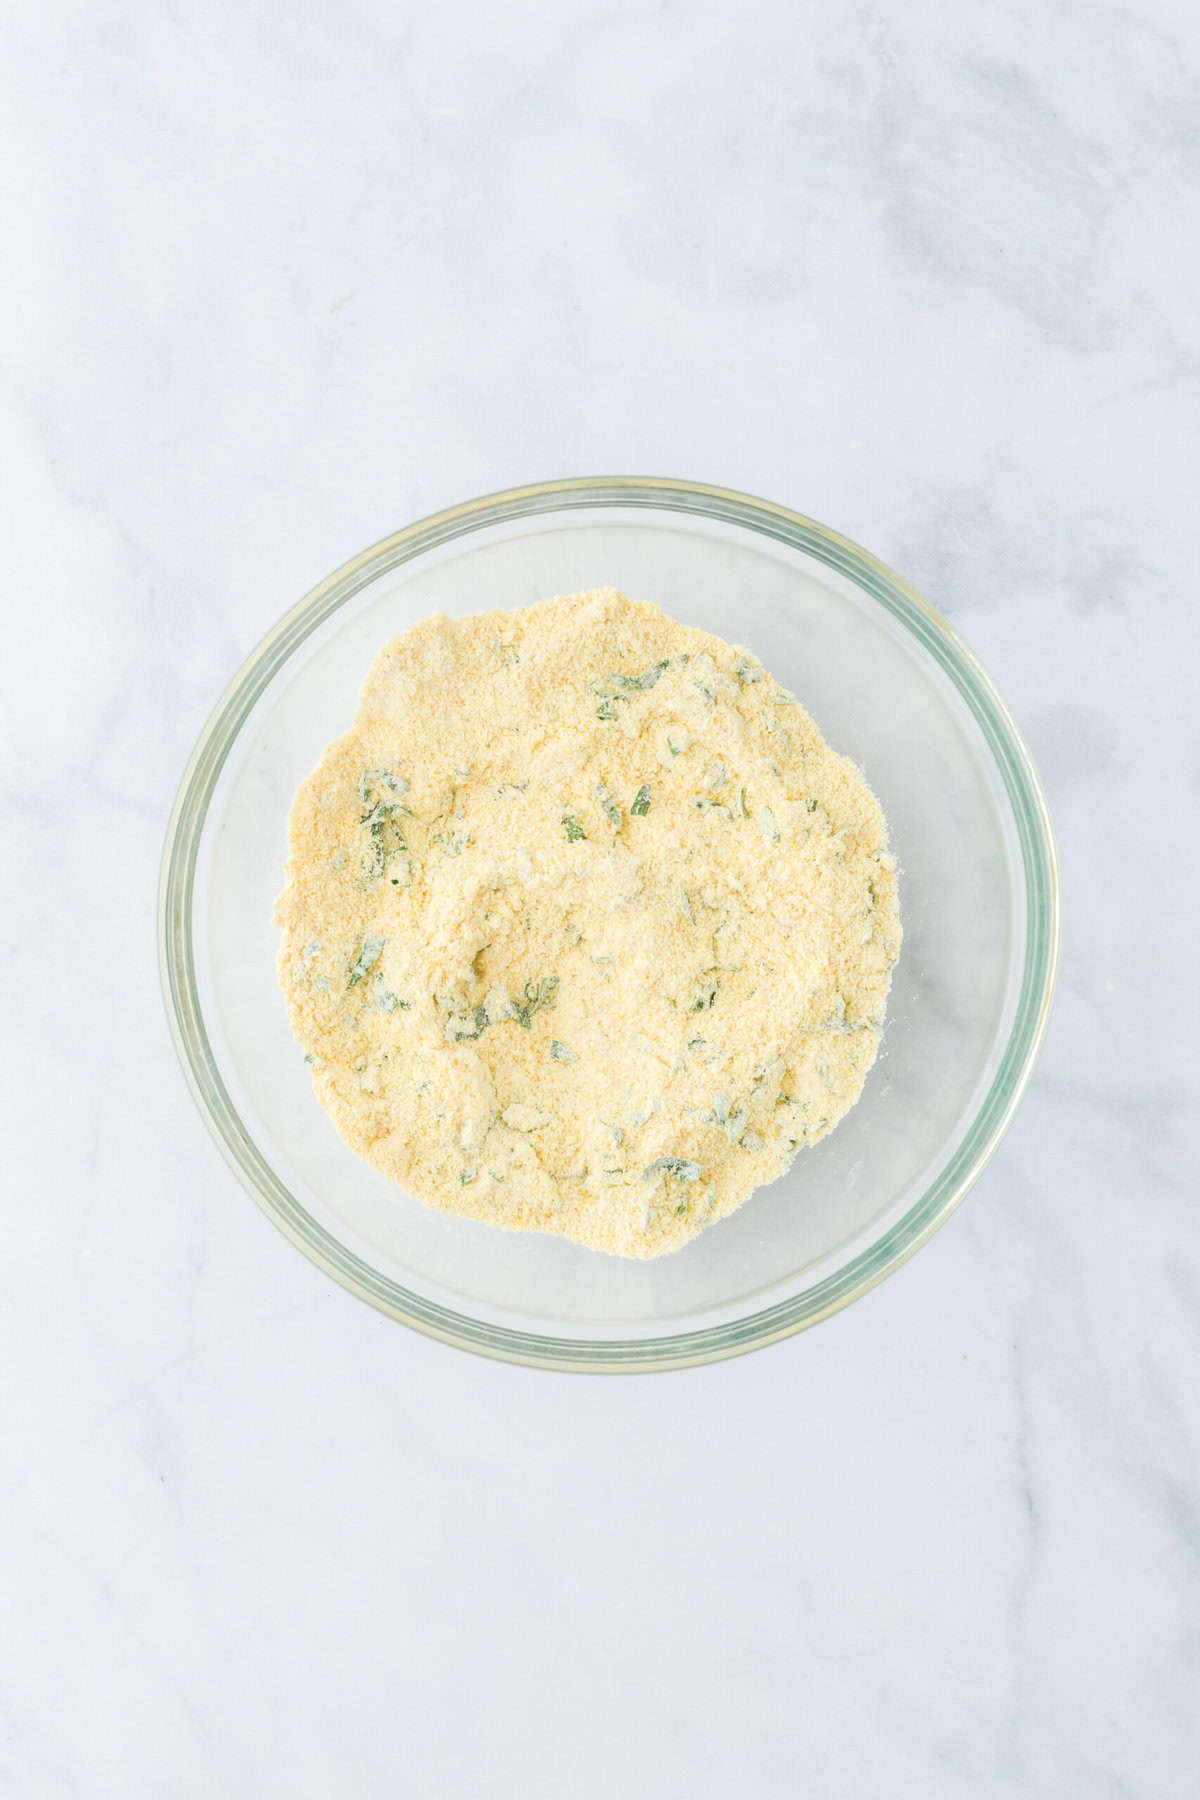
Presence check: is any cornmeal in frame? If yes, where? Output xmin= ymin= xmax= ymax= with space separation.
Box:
xmin=275 ymin=589 xmax=900 ymax=1257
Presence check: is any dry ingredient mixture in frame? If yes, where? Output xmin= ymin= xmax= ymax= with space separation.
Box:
xmin=275 ymin=589 xmax=900 ymax=1257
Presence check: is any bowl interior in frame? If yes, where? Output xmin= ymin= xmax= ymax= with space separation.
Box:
xmin=189 ymin=500 xmax=1030 ymax=1346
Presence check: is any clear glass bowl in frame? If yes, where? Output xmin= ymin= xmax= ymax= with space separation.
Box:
xmin=159 ymin=479 xmax=1059 ymax=1370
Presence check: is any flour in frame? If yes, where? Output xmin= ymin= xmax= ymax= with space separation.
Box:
xmin=275 ymin=589 xmax=900 ymax=1257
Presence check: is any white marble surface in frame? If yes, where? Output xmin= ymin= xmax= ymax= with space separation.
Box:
xmin=3 ymin=2 xmax=1198 ymax=1793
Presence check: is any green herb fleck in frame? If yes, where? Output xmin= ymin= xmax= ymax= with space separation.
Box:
xmin=612 ymin=659 xmax=669 ymax=692
xmin=643 ymin=1156 xmax=702 ymax=1183
xmin=630 ymin=783 xmax=652 ymax=817
xmin=346 ymin=932 xmax=385 ymax=988
xmin=722 ymin=1108 xmax=748 ymax=1145
xmin=549 ymin=1040 xmax=577 ymax=1063
xmin=735 ymin=658 xmax=764 ymax=684
xmin=444 ymin=1002 xmax=490 ymax=1044
xmin=361 ymin=795 xmax=412 ymax=886
xmin=358 ymin=769 xmax=407 ymax=804
xmin=594 ymin=782 xmax=622 ymax=827
xmin=513 ymin=975 xmax=559 ymax=1028
xmin=562 ymin=814 xmax=587 ymax=843
xmin=372 ymin=975 xmax=408 ymax=1013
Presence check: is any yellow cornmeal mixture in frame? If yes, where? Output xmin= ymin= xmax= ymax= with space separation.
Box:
xmin=275 ymin=589 xmax=900 ymax=1258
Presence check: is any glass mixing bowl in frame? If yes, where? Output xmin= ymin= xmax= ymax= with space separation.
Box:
xmin=159 ymin=479 xmax=1059 ymax=1370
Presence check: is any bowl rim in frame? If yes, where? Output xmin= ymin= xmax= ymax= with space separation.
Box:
xmin=158 ymin=476 xmax=1060 ymax=1372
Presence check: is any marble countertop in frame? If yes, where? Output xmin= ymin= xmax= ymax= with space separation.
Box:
xmin=3 ymin=3 xmax=1198 ymax=1793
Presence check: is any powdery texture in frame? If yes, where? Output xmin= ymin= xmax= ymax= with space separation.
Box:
xmin=275 ymin=589 xmax=900 ymax=1257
